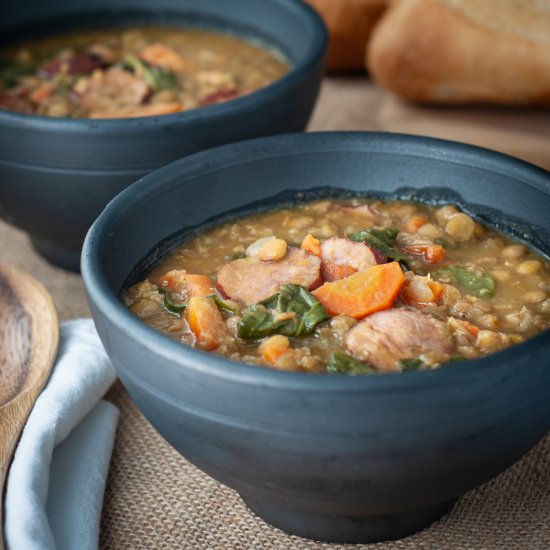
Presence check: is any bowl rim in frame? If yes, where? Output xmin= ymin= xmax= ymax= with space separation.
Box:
xmin=82 ymin=131 xmax=550 ymax=391
xmin=0 ymin=0 xmax=327 ymax=130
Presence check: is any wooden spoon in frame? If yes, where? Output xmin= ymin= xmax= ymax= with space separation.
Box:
xmin=0 ymin=262 xmax=59 ymax=549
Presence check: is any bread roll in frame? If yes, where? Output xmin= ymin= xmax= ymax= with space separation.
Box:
xmin=367 ymin=0 xmax=550 ymax=104
xmin=307 ymin=0 xmax=388 ymax=71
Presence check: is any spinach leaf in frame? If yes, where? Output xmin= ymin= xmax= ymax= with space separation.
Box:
xmin=349 ymin=227 xmax=409 ymax=263
xmin=439 ymin=265 xmax=495 ymax=298
xmin=398 ymin=357 xmax=424 ymax=372
xmin=228 ymin=250 xmax=246 ymax=260
xmin=158 ymin=288 xmax=186 ymax=313
xmin=208 ymin=294 xmax=240 ymax=315
xmin=327 ymin=352 xmax=377 ymax=375
xmin=434 ymin=237 xmax=449 ymax=248
xmin=0 ymin=63 xmax=33 ymax=87
xmin=237 ymin=284 xmax=329 ymax=339
xmin=122 ymin=56 xmax=178 ymax=92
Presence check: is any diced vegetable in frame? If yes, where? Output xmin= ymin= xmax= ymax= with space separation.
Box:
xmin=301 ymin=233 xmax=321 ymax=256
xmin=0 ymin=62 xmax=36 ymax=87
xmin=209 ymin=294 xmax=240 ymax=315
xmin=140 ymin=42 xmax=186 ymax=73
xmin=327 ymin=352 xmax=377 ymax=375
xmin=312 ymin=262 xmax=405 ymax=319
xmin=349 ymin=227 xmax=411 ymax=264
xmin=154 ymin=271 xmax=215 ymax=297
xmin=401 ymin=275 xmax=444 ymax=306
xmin=459 ymin=319 xmax=480 ymax=337
xmin=158 ymin=288 xmax=186 ymax=313
xmin=259 ymin=335 xmax=290 ymax=365
xmin=237 ymin=284 xmax=329 ymax=339
xmin=407 ymin=215 xmax=429 ymax=233
xmin=123 ymin=55 xmax=178 ymax=92
xmin=439 ymin=265 xmax=495 ymax=298
xmin=402 ymin=244 xmax=446 ymax=263
xmin=186 ymin=296 xmax=228 ymax=350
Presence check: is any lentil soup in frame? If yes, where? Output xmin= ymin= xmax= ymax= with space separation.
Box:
xmin=0 ymin=26 xmax=289 ymax=118
xmin=124 ymin=199 xmax=550 ymax=374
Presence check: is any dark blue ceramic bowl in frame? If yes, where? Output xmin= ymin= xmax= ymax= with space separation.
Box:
xmin=82 ymin=132 xmax=550 ymax=543
xmin=0 ymin=0 xmax=326 ymax=271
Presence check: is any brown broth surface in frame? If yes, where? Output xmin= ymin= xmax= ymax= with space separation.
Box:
xmin=0 ymin=26 xmax=289 ymax=118
xmin=124 ymin=199 xmax=550 ymax=374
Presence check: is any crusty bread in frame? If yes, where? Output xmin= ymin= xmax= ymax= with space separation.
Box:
xmin=367 ymin=0 xmax=550 ymax=104
xmin=307 ymin=0 xmax=388 ymax=71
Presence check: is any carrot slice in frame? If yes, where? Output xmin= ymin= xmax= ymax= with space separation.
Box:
xmin=312 ymin=262 xmax=405 ymax=319
xmin=186 ymin=296 xmax=227 ymax=351
xmin=427 ymin=280 xmax=444 ymax=302
xmin=30 ymin=83 xmax=55 ymax=104
xmin=140 ymin=42 xmax=187 ymax=73
xmin=407 ymin=215 xmax=429 ymax=233
xmin=259 ymin=335 xmax=290 ymax=365
xmin=301 ymin=233 xmax=321 ymax=257
xmin=321 ymin=263 xmax=358 ymax=282
xmin=401 ymin=276 xmax=444 ymax=306
xmin=402 ymin=244 xmax=446 ymax=264
xmin=460 ymin=319 xmax=480 ymax=338
xmin=152 ymin=270 xmax=215 ymax=298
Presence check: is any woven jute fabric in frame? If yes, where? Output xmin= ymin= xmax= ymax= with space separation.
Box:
xmin=100 ymin=381 xmax=550 ymax=550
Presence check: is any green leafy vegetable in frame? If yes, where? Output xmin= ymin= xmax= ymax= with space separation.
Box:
xmin=0 ymin=63 xmax=33 ymax=87
xmin=434 ymin=237 xmax=449 ymax=248
xmin=208 ymin=294 xmax=240 ymax=315
xmin=327 ymin=352 xmax=377 ymax=375
xmin=398 ymin=357 xmax=424 ymax=372
xmin=228 ymin=250 xmax=247 ymax=260
xmin=122 ymin=55 xmax=178 ymax=92
xmin=439 ymin=265 xmax=495 ymax=298
xmin=349 ymin=227 xmax=410 ymax=263
xmin=158 ymin=288 xmax=186 ymax=313
xmin=237 ymin=284 xmax=329 ymax=339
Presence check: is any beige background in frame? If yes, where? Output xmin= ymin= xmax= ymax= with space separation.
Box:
xmin=1 ymin=77 xmax=549 ymax=548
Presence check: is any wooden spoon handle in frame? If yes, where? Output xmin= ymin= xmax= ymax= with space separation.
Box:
xmin=0 ymin=263 xmax=59 ymax=549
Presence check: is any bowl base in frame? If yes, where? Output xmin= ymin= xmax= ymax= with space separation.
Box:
xmin=241 ymin=495 xmax=457 ymax=543
xmin=31 ymin=236 xmax=81 ymax=272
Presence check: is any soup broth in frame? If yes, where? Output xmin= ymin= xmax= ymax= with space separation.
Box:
xmin=124 ymin=199 xmax=550 ymax=374
xmin=0 ymin=26 xmax=289 ymax=118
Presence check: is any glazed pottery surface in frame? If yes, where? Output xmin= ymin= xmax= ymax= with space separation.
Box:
xmin=82 ymin=132 xmax=550 ymax=543
xmin=0 ymin=0 xmax=327 ymax=270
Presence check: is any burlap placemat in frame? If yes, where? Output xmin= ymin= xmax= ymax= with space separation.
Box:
xmin=100 ymin=380 xmax=550 ymax=549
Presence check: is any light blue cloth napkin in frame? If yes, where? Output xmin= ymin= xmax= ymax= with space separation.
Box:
xmin=5 ymin=319 xmax=118 ymax=550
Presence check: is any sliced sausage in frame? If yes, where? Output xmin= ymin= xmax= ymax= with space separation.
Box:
xmin=217 ymin=247 xmax=321 ymax=305
xmin=345 ymin=308 xmax=454 ymax=372
xmin=73 ymin=67 xmax=150 ymax=113
xmin=201 ymin=87 xmax=240 ymax=105
xmin=321 ymin=263 xmax=358 ymax=282
xmin=0 ymin=91 xmax=33 ymax=114
xmin=321 ymin=237 xmax=385 ymax=273
xmin=41 ymin=53 xmax=103 ymax=77
xmin=150 ymin=270 xmax=215 ymax=300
